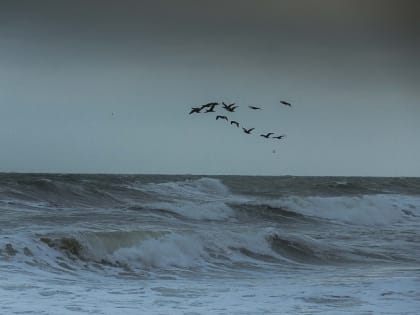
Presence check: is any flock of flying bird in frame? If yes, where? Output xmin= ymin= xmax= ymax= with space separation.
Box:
xmin=189 ymin=100 xmax=291 ymax=140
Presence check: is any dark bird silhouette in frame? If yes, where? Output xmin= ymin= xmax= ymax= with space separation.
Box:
xmin=216 ymin=115 xmax=228 ymax=121
xmin=248 ymin=106 xmax=261 ymax=110
xmin=205 ymin=104 xmax=217 ymax=112
xmin=222 ymin=102 xmax=235 ymax=108
xmin=200 ymin=102 xmax=219 ymax=111
xmin=189 ymin=107 xmax=202 ymax=114
xmin=200 ymin=102 xmax=219 ymax=109
xmin=226 ymin=105 xmax=239 ymax=112
xmin=230 ymin=121 xmax=239 ymax=127
xmin=222 ymin=102 xmax=238 ymax=112
xmin=242 ymin=127 xmax=255 ymax=134
xmin=280 ymin=100 xmax=292 ymax=107
xmin=260 ymin=132 xmax=274 ymax=138
xmin=273 ymin=135 xmax=286 ymax=139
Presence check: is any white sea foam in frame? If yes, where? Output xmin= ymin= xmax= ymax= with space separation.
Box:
xmin=261 ymin=194 xmax=420 ymax=225
xmin=139 ymin=177 xmax=231 ymax=201
xmin=137 ymin=178 xmax=243 ymax=220
xmin=147 ymin=200 xmax=235 ymax=220
xmin=110 ymin=233 xmax=206 ymax=269
xmin=2 ymin=263 xmax=419 ymax=315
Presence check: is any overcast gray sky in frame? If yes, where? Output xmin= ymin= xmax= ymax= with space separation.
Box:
xmin=0 ymin=0 xmax=419 ymax=176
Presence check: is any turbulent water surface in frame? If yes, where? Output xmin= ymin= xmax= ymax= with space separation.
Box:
xmin=1 ymin=174 xmax=420 ymax=314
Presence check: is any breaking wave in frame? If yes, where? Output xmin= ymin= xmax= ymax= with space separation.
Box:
xmin=3 ymin=221 xmax=418 ymax=280
xmin=244 ymin=194 xmax=420 ymax=226
xmin=1 ymin=174 xmax=420 ymax=281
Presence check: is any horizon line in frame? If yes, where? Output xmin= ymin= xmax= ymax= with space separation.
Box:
xmin=0 ymin=171 xmax=418 ymax=178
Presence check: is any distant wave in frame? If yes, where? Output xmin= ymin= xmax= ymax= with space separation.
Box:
xmin=254 ymin=194 xmax=420 ymax=225
xmin=129 ymin=177 xmax=237 ymax=220
xmin=0 ymin=174 xmax=149 ymax=209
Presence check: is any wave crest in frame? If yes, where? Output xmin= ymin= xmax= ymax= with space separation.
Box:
xmin=252 ymin=194 xmax=420 ymax=225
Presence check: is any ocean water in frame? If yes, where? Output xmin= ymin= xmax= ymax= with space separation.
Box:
xmin=1 ymin=174 xmax=419 ymax=314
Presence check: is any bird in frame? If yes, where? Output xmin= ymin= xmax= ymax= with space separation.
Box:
xmin=216 ymin=115 xmax=228 ymax=121
xmin=222 ymin=102 xmax=235 ymax=108
xmin=226 ymin=105 xmax=239 ymax=112
xmin=280 ymin=100 xmax=292 ymax=107
xmin=242 ymin=127 xmax=255 ymax=134
xmin=248 ymin=106 xmax=261 ymax=110
xmin=205 ymin=104 xmax=218 ymax=112
xmin=189 ymin=107 xmax=202 ymax=114
xmin=230 ymin=121 xmax=239 ymax=127
xmin=260 ymin=132 xmax=274 ymax=138
xmin=200 ymin=102 xmax=219 ymax=109
xmin=273 ymin=135 xmax=286 ymax=139
xmin=222 ymin=102 xmax=238 ymax=112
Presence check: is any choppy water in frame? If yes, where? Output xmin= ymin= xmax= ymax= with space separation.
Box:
xmin=1 ymin=174 xmax=420 ymax=314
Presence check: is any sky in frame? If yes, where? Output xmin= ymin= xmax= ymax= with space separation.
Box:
xmin=0 ymin=0 xmax=419 ymax=176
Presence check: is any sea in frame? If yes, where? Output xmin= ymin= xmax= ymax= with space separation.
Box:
xmin=1 ymin=173 xmax=419 ymax=314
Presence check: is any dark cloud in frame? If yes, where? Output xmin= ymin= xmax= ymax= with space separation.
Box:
xmin=1 ymin=0 xmax=419 ymax=46
xmin=0 ymin=0 xmax=418 ymax=75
